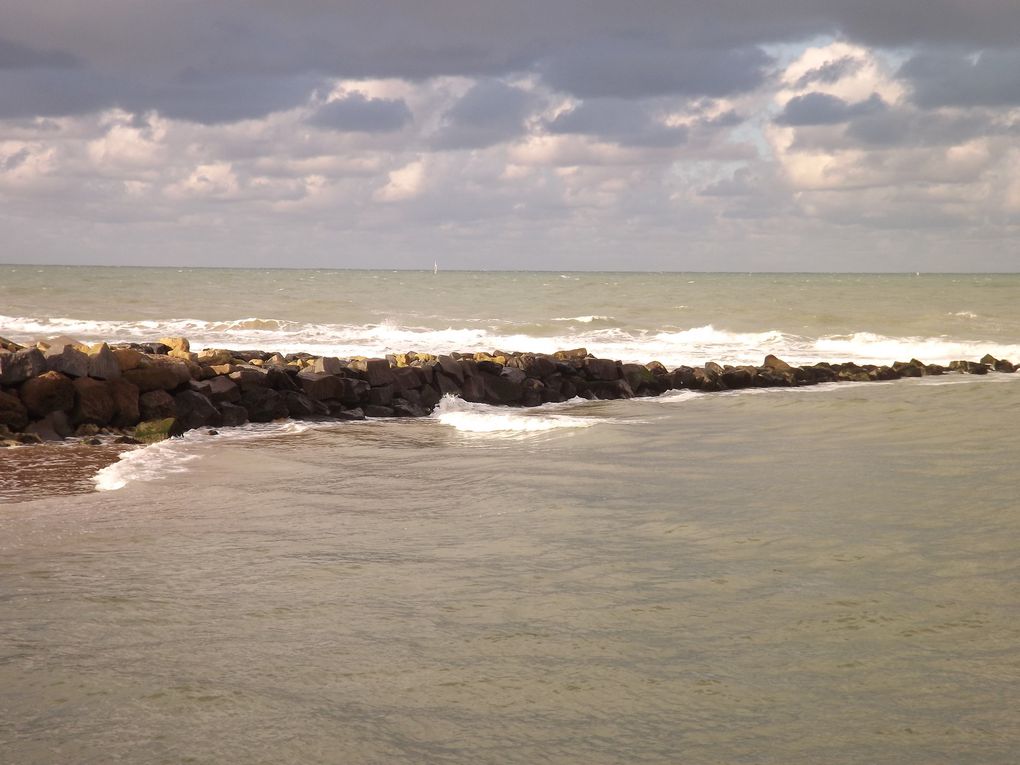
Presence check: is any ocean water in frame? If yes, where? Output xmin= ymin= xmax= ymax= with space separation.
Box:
xmin=2 ymin=267 xmax=1019 ymax=764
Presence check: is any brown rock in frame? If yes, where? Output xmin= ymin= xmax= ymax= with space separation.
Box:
xmin=112 ymin=347 xmax=143 ymax=371
xmin=72 ymin=377 xmax=116 ymax=425
xmin=350 ymin=358 xmax=395 ymax=386
xmin=583 ymin=357 xmax=620 ymax=381
xmin=20 ymin=371 xmax=75 ymax=418
xmin=159 ymin=336 xmax=190 ymax=353
xmin=123 ymin=359 xmax=191 ymax=392
xmin=108 ymin=378 xmax=140 ymax=426
xmin=0 ymin=390 xmax=29 ymax=430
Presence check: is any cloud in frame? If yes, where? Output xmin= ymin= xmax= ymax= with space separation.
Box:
xmin=793 ymin=56 xmax=864 ymax=88
xmin=538 ymin=39 xmax=773 ymax=99
xmin=776 ymin=92 xmax=887 ymax=126
xmin=431 ymin=80 xmax=535 ymax=149
xmin=900 ymin=49 xmax=1020 ymax=107
xmin=546 ymin=98 xmax=689 ymax=148
xmin=309 ymin=91 xmax=412 ymax=133
xmin=0 ymin=36 xmax=77 ymax=69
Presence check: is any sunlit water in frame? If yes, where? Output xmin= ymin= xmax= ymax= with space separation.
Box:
xmin=1 ymin=269 xmax=1019 ymax=763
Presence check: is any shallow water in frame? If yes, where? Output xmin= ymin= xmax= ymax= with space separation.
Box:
xmin=3 ymin=376 xmax=1019 ymax=764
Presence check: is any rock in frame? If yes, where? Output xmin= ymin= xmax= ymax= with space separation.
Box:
xmin=172 ymin=390 xmax=222 ymax=433
xmin=108 ymin=378 xmax=140 ymax=426
xmin=123 ymin=359 xmax=191 ymax=392
xmin=435 ymin=372 xmax=462 ymax=396
xmin=218 ymin=402 xmax=249 ymax=427
xmin=312 ymin=356 xmax=344 ymax=375
xmin=139 ymin=389 xmax=177 ymax=420
xmin=205 ymin=375 xmax=241 ymax=404
xmin=228 ymin=366 xmax=270 ymax=390
xmin=134 ymin=418 xmax=176 ymax=443
xmin=392 ymin=366 xmax=422 ymax=393
xmin=480 ymin=371 xmax=523 ymax=404
xmin=335 ymin=407 xmax=365 ymax=421
xmin=364 ymin=404 xmax=395 ymax=417
xmin=45 ymin=344 xmax=90 ymax=378
xmin=0 ymin=390 xmax=29 ymax=430
xmin=521 ymin=377 xmax=544 ymax=407
xmin=994 ymin=359 xmax=1016 ymax=373
xmin=112 ymin=347 xmax=143 ymax=371
xmin=762 ymin=354 xmax=794 ymax=371
xmin=86 ymin=343 xmax=122 ymax=380
xmin=20 ymin=371 xmax=75 ymax=417
xmin=297 ymin=370 xmax=346 ymax=401
xmin=265 ymin=367 xmax=299 ymax=392
xmin=500 ymin=366 xmax=527 ymax=385
xmin=621 ymin=363 xmax=657 ymax=392
xmin=25 ymin=411 xmax=72 ymax=441
xmin=159 ymin=336 xmax=190 ymax=353
xmin=72 ymin=377 xmax=116 ymax=425
xmin=350 ymin=358 xmax=395 ymax=387
xmin=0 ymin=336 xmax=24 ymax=352
xmin=721 ymin=366 xmax=754 ymax=389
xmin=583 ymin=357 xmax=619 ymax=381
xmin=239 ymin=387 xmax=288 ymax=422
xmin=553 ymin=348 xmax=588 ymax=362
xmin=0 ymin=347 xmax=47 ymax=385
xmin=437 ymin=355 xmax=465 ymax=382
xmin=589 ymin=379 xmax=635 ymax=399
xmin=114 ymin=435 xmax=142 ymax=445
xmin=368 ymin=384 xmax=394 ymax=406
xmin=75 ymin=423 xmax=101 ymax=437
xmin=391 ymin=398 xmax=428 ymax=417
xmin=281 ymin=390 xmax=323 ymax=418
xmin=169 ymin=349 xmax=197 ymax=362
xmin=196 ymin=348 xmax=232 ymax=365
xmin=521 ymin=354 xmax=557 ymax=379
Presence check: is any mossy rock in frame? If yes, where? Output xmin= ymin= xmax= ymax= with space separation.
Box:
xmin=133 ymin=417 xmax=176 ymax=443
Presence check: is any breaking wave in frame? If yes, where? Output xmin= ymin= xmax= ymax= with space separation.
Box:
xmin=4 ymin=313 xmax=1019 ymax=368
xmin=432 ymin=396 xmax=607 ymax=436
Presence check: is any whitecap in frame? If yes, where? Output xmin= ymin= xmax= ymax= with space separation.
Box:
xmin=432 ymin=396 xmax=606 ymax=436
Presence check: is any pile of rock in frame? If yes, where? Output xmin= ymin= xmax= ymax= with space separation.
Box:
xmin=0 ymin=334 xmax=1015 ymax=446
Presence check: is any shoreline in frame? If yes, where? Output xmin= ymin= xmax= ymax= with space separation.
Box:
xmin=1 ymin=333 xmax=1017 ymax=448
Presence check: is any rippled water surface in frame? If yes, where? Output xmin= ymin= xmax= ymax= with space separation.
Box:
xmin=3 ymin=377 xmax=1019 ymax=764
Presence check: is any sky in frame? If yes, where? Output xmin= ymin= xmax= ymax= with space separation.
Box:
xmin=1 ymin=1 xmax=1018 ymax=271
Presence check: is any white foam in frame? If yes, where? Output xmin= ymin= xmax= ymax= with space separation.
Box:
xmin=93 ymin=420 xmax=318 ymax=492
xmin=4 ymin=313 xmax=1018 ymax=369
xmin=551 ymin=315 xmax=614 ymax=323
xmin=433 ymin=396 xmax=606 ymax=436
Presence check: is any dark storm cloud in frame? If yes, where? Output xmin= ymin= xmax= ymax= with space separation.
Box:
xmin=1 ymin=1 xmax=1019 ymax=123
xmin=537 ymin=40 xmax=773 ymax=99
xmin=0 ymin=37 xmax=77 ymax=69
xmin=546 ymin=99 xmax=688 ymax=148
xmin=309 ymin=92 xmax=412 ymax=133
xmin=431 ymin=80 xmax=535 ymax=149
xmin=900 ymin=49 xmax=1020 ymax=107
xmin=776 ymin=92 xmax=886 ymax=126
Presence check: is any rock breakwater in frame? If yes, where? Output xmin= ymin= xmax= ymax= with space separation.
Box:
xmin=0 ymin=334 xmax=1016 ymax=447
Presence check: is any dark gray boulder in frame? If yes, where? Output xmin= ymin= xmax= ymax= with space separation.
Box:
xmin=140 ymin=389 xmax=176 ymax=421
xmin=172 ymin=390 xmax=222 ymax=433
xmin=0 ymin=348 xmax=47 ymax=386
xmin=45 ymin=344 xmax=89 ymax=378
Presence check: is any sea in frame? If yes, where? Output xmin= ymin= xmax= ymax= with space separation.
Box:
xmin=1 ymin=266 xmax=1019 ymax=764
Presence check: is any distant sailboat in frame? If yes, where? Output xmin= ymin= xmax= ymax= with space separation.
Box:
xmin=433 ymin=260 xmax=438 ymax=275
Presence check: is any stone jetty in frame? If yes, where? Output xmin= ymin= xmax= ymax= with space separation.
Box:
xmin=0 ymin=334 xmax=1016 ymax=447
